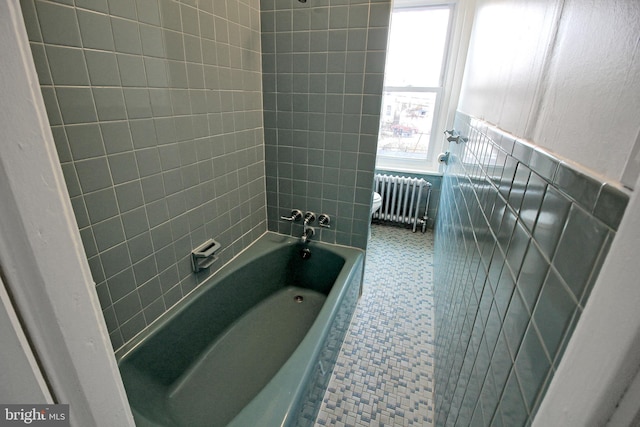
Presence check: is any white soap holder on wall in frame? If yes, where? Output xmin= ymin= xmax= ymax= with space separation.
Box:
xmin=191 ymin=239 xmax=221 ymax=273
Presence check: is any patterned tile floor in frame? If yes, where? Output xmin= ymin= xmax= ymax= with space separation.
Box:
xmin=315 ymin=224 xmax=435 ymax=426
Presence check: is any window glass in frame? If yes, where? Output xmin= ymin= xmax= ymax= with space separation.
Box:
xmin=384 ymin=8 xmax=451 ymax=88
xmin=379 ymin=91 xmax=437 ymax=159
xmin=377 ymin=5 xmax=453 ymax=173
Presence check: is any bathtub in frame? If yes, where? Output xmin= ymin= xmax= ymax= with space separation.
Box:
xmin=115 ymin=232 xmax=364 ymax=427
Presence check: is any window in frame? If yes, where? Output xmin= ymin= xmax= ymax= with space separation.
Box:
xmin=376 ymin=2 xmax=463 ymax=174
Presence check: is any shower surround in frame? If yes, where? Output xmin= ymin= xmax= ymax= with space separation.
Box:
xmin=20 ymin=0 xmax=392 ymax=350
xmin=261 ymin=0 xmax=390 ymax=249
xmin=434 ymin=112 xmax=629 ymax=425
xmin=20 ymin=0 xmax=267 ymax=349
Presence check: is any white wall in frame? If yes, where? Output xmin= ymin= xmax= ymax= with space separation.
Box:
xmin=459 ymin=0 xmax=640 ymax=184
xmin=0 ymin=277 xmax=51 ymax=403
xmin=458 ymin=0 xmax=562 ymax=137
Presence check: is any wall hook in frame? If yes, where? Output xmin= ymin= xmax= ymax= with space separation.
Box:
xmin=438 ymin=152 xmax=451 ymax=165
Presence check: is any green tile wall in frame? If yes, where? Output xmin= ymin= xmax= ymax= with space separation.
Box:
xmin=21 ymin=0 xmax=266 ymax=350
xmin=261 ymin=0 xmax=390 ymax=249
xmin=434 ymin=112 xmax=629 ymax=426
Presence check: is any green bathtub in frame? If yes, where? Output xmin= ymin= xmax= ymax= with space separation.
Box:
xmin=116 ymin=232 xmax=364 ymax=427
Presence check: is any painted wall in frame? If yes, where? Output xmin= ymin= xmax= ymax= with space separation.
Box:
xmin=458 ymin=0 xmax=640 ymax=184
xmin=434 ymin=0 xmax=640 ymax=425
xmin=20 ymin=0 xmax=267 ymax=350
xmin=261 ymin=0 xmax=391 ymax=249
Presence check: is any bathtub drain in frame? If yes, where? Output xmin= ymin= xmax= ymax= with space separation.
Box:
xmin=294 ymin=295 xmax=304 ymax=303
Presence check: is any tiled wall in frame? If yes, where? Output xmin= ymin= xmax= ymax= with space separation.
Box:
xmin=433 ymin=112 xmax=629 ymax=426
xmin=20 ymin=0 xmax=267 ymax=349
xmin=261 ymin=0 xmax=390 ymax=249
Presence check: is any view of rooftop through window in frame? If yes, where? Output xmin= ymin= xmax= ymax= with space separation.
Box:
xmin=377 ymin=6 xmax=452 ymax=171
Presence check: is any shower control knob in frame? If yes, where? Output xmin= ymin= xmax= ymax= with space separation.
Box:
xmin=318 ymin=214 xmax=331 ymax=228
xmin=304 ymin=212 xmax=316 ymax=224
xmin=281 ymin=209 xmax=303 ymax=222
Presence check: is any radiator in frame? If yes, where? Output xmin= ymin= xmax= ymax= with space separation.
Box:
xmin=373 ymin=174 xmax=431 ymax=233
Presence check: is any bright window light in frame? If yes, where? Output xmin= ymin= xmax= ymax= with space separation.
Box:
xmin=377 ymin=4 xmax=454 ymax=173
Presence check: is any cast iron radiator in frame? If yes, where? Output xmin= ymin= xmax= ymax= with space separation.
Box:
xmin=373 ymin=174 xmax=431 ymax=233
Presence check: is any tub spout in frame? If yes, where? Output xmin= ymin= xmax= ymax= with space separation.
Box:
xmin=301 ymin=226 xmax=315 ymax=243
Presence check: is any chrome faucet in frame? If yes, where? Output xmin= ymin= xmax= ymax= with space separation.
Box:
xmin=301 ymin=226 xmax=315 ymax=243
xmin=301 ymin=212 xmax=316 ymax=243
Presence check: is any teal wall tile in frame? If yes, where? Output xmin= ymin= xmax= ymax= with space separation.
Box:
xmin=499 ymin=371 xmax=528 ymax=425
xmin=93 ymin=88 xmax=127 ymax=121
xmin=111 ymin=17 xmax=143 ymax=55
xmin=85 ymin=51 xmax=121 ymax=86
xmin=118 ymin=55 xmax=148 ymax=87
xmin=65 ymin=123 xmax=105 ymax=160
xmin=106 ymin=267 xmax=136 ymax=302
xmin=84 ymin=188 xmax=119 ymax=223
xmin=121 ymin=206 xmax=150 ymax=238
xmin=60 ymin=164 xmax=82 ymax=198
xmin=135 ymin=0 xmax=161 ymax=26
xmin=262 ymin=0 xmax=390 ymax=249
xmin=29 ymin=43 xmax=52 ymax=85
xmin=101 ymin=121 xmax=133 ymax=154
xmin=21 ymin=0 xmax=267 ymax=349
xmin=115 ymin=181 xmax=144 ymax=212
xmin=40 ymin=87 xmax=62 ymax=125
xmin=56 ymin=87 xmax=97 ymax=124
xmin=51 ymin=126 xmax=72 ymax=162
xmin=21 ymin=0 xmax=42 ymax=42
xmin=77 ymin=9 xmax=115 ymax=50
xmin=532 ymin=186 xmax=571 ymax=261
xmin=140 ymin=24 xmax=165 ymax=58
xmin=517 ymin=242 xmax=549 ymax=312
xmin=514 ymin=325 xmax=551 ymax=411
xmin=130 ymin=119 xmax=158 ymax=148
xmin=93 ymin=216 xmax=126 ymax=252
xmin=132 ymin=255 xmax=157 ymax=285
xmin=137 ymin=276 xmax=162 ymax=306
xmin=593 ymin=183 xmax=629 ymax=231
xmin=112 ymin=288 xmax=141 ymax=323
xmin=434 ymin=112 xmax=626 ymax=426
xmin=533 ymin=268 xmax=577 ymax=359
xmin=552 ymin=205 xmax=608 ymax=300
xmin=108 ymin=152 xmax=140 ymax=184
xmin=36 ymin=0 xmax=81 ymax=47
xmin=76 ymin=0 xmax=108 ymax=13
xmin=107 ymin=0 xmax=137 ymax=20
xmin=554 ymin=162 xmax=601 ymax=211
xmin=75 ymin=157 xmax=112 ymax=193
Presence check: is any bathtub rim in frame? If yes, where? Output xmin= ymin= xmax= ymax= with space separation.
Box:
xmin=114 ymin=231 xmax=364 ymax=426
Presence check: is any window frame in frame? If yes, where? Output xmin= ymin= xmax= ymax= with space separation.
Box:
xmin=375 ymin=0 xmax=472 ymax=175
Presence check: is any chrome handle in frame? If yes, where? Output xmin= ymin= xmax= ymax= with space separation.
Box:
xmin=304 ymin=212 xmax=316 ymax=224
xmin=280 ymin=209 xmax=303 ymax=222
xmin=444 ymin=129 xmax=468 ymax=144
xmin=318 ymin=214 xmax=331 ymax=228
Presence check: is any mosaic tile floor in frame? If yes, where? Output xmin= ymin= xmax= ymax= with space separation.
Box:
xmin=315 ymin=224 xmax=435 ymax=426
